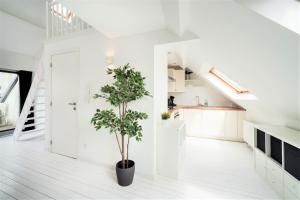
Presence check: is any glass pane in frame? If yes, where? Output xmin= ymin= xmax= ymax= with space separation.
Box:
xmin=0 ymin=72 xmax=18 ymax=100
xmin=0 ymin=72 xmax=19 ymax=132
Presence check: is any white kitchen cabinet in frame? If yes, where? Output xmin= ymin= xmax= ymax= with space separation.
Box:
xmin=168 ymin=69 xmax=185 ymax=93
xmin=224 ymin=111 xmax=238 ymax=139
xmin=168 ymin=69 xmax=175 ymax=92
xmin=201 ymin=110 xmax=225 ymax=137
xmin=184 ymin=109 xmax=202 ymax=137
xmin=243 ymin=121 xmax=255 ymax=148
xmin=184 ymin=109 xmax=245 ymax=141
xmin=237 ymin=111 xmax=245 ymax=139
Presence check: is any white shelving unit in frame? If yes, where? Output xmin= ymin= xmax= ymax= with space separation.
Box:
xmin=244 ymin=121 xmax=300 ymax=199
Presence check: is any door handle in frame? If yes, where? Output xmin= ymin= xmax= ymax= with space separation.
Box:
xmin=68 ymin=102 xmax=77 ymax=106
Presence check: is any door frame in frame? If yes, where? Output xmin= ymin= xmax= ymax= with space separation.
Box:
xmin=49 ymin=50 xmax=80 ymax=158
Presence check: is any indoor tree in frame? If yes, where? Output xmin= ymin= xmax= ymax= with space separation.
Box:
xmin=91 ymin=63 xmax=150 ymax=169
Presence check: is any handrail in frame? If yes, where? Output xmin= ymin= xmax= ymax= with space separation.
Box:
xmin=47 ymin=1 xmax=92 ymax=39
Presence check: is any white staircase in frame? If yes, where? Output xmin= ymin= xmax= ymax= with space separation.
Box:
xmin=13 ymin=1 xmax=91 ymax=140
xmin=13 ymin=59 xmax=46 ymax=141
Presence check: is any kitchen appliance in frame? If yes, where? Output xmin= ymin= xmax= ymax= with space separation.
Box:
xmin=168 ymin=96 xmax=176 ymax=109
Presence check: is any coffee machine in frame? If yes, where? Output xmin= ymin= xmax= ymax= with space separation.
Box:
xmin=168 ymin=96 xmax=176 ymax=109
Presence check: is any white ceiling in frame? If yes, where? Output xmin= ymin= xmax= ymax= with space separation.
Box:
xmin=0 ymin=0 xmax=46 ymax=28
xmin=59 ymin=0 xmax=166 ymax=38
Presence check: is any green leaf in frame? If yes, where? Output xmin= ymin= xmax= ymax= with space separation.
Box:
xmin=91 ymin=64 xmax=150 ymax=142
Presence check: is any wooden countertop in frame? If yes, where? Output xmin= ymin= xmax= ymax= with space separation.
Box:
xmin=169 ymin=105 xmax=246 ymax=112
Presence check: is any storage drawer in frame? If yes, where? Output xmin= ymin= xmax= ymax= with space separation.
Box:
xmin=284 ymin=186 xmax=300 ymax=200
xmin=267 ymin=158 xmax=283 ymax=181
xmin=284 ymin=172 xmax=300 ymax=199
xmin=266 ymin=159 xmax=283 ymax=196
xmin=255 ymin=148 xmax=266 ymax=178
xmin=267 ymin=171 xmax=283 ymax=197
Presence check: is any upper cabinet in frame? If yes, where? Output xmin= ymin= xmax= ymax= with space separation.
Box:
xmin=168 ymin=69 xmax=185 ymax=93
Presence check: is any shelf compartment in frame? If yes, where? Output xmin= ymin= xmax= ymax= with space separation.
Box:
xmin=270 ymin=136 xmax=282 ymax=165
xmin=284 ymin=142 xmax=300 ymax=181
xmin=256 ymin=129 xmax=266 ymax=153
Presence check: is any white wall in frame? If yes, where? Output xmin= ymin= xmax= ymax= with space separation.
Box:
xmin=0 ymin=49 xmax=35 ymax=71
xmin=0 ymin=11 xmax=45 ymax=62
xmin=169 ymin=80 xmax=235 ymax=107
xmin=181 ymin=1 xmax=299 ymax=130
xmin=45 ymin=29 xmax=180 ymax=177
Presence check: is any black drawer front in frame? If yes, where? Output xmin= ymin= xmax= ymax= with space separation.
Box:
xmin=284 ymin=142 xmax=300 ymax=181
xmin=256 ymin=129 xmax=265 ymax=153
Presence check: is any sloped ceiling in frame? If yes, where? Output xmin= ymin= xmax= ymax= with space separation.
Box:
xmin=59 ymin=0 xmax=166 ymax=38
xmin=0 ymin=11 xmax=45 ymax=57
xmin=0 ymin=0 xmax=46 ymax=28
xmin=235 ymin=0 xmax=300 ymax=35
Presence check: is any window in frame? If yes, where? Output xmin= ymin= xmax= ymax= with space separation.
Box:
xmin=205 ymin=67 xmax=257 ymax=100
xmin=0 ymin=72 xmax=18 ymax=103
xmin=209 ymin=68 xmax=249 ymax=94
xmin=51 ymin=2 xmax=75 ymax=23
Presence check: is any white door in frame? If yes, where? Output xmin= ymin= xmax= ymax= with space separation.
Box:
xmin=51 ymin=51 xmax=79 ymax=158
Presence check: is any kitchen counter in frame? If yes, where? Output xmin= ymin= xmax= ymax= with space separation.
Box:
xmin=169 ymin=105 xmax=246 ymax=112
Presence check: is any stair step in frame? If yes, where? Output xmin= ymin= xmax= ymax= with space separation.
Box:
xmin=26 ymin=116 xmax=45 ymax=121
xmin=33 ymin=102 xmax=46 ymax=106
xmin=23 ymin=122 xmax=45 ymax=128
xmin=29 ymin=109 xmax=45 ymax=114
xmin=17 ymin=129 xmax=45 ymax=141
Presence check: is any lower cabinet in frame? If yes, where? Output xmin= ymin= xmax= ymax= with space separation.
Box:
xmin=255 ymin=147 xmax=300 ymax=199
xmin=284 ymin=172 xmax=300 ymax=200
xmin=255 ymin=148 xmax=266 ymax=178
xmin=266 ymin=159 xmax=284 ymax=197
xmin=184 ymin=109 xmax=245 ymax=141
xmin=243 ymin=121 xmax=255 ymax=148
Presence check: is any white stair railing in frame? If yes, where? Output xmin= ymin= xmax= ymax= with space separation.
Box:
xmin=47 ymin=0 xmax=93 ymax=39
xmin=13 ymin=55 xmax=46 ymax=141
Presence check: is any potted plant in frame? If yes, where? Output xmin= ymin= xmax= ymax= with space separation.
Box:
xmin=161 ymin=112 xmax=171 ymax=120
xmin=91 ymin=63 xmax=150 ymax=186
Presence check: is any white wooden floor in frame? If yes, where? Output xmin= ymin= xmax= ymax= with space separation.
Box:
xmin=0 ymin=136 xmax=279 ymax=200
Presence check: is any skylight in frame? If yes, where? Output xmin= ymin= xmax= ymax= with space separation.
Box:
xmin=205 ymin=67 xmax=257 ymax=100
xmin=51 ymin=2 xmax=75 ymax=23
xmin=209 ymin=68 xmax=249 ymax=94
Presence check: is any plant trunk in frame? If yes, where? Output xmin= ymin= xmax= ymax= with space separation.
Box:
xmin=127 ymin=135 xmax=129 ymax=168
xmin=122 ymin=134 xmax=125 ymax=169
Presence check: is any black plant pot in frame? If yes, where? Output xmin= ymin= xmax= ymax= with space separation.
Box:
xmin=116 ymin=160 xmax=135 ymax=186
